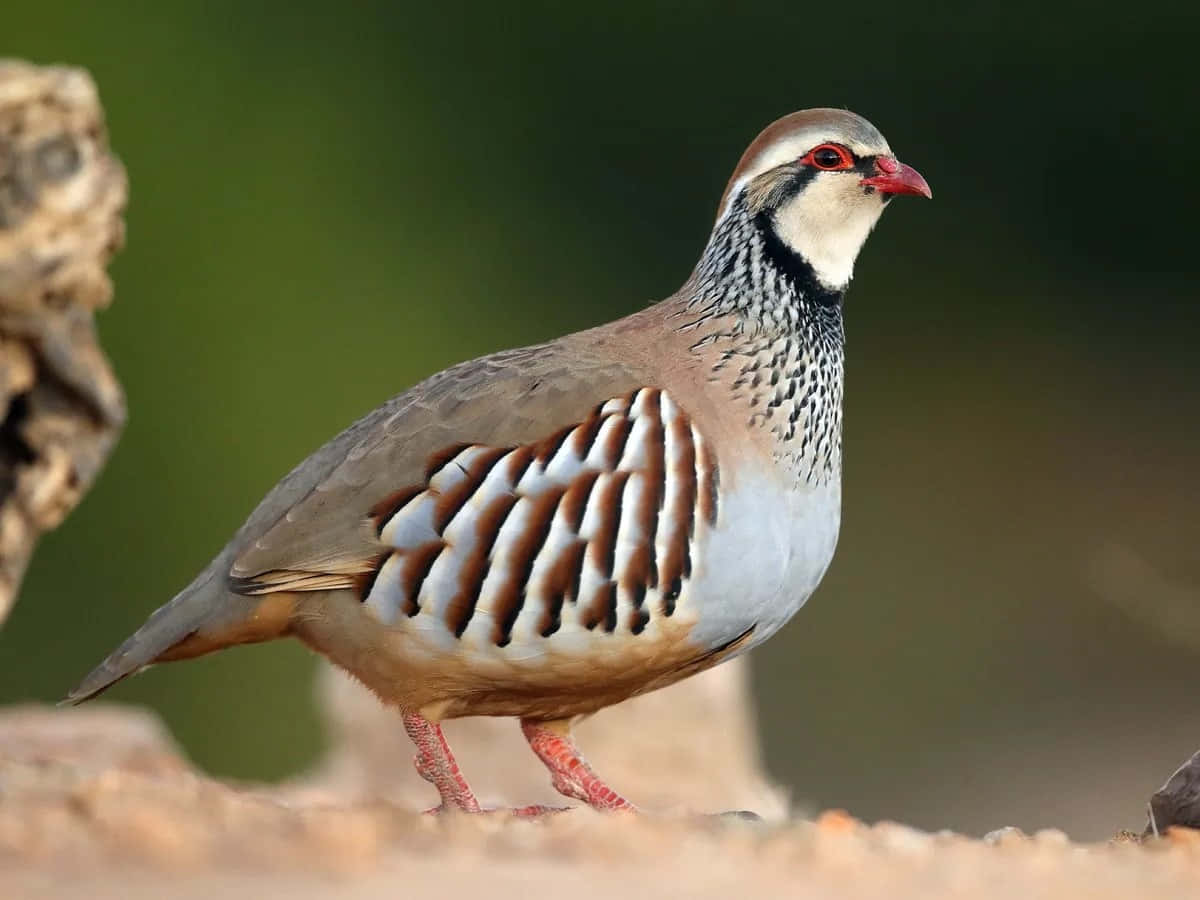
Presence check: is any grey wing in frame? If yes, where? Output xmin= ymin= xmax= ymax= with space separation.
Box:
xmin=229 ymin=338 xmax=646 ymax=589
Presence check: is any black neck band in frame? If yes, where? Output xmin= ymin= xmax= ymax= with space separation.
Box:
xmin=754 ymin=210 xmax=844 ymax=309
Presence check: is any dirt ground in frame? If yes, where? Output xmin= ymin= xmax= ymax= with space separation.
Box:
xmin=2 ymin=664 xmax=1197 ymax=899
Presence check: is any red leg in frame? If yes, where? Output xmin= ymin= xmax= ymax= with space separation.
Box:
xmin=403 ymin=712 xmax=568 ymax=817
xmin=403 ymin=711 xmax=482 ymax=813
xmin=520 ymin=718 xmax=635 ymax=812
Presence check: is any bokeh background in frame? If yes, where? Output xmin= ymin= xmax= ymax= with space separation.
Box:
xmin=3 ymin=2 xmax=1198 ymax=839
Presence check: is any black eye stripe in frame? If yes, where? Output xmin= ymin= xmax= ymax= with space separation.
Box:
xmin=854 ymin=156 xmax=879 ymax=177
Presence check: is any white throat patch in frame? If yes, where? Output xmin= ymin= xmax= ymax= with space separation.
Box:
xmin=771 ymin=176 xmax=886 ymax=291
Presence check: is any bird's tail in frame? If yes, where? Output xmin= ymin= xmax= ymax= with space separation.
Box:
xmin=65 ymin=552 xmax=297 ymax=704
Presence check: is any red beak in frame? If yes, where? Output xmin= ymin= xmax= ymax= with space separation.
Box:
xmin=860 ymin=157 xmax=932 ymax=199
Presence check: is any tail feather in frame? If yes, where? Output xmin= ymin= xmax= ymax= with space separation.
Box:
xmin=65 ymin=555 xmax=294 ymax=704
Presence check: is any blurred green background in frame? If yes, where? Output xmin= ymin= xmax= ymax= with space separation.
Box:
xmin=3 ymin=2 xmax=1198 ymax=839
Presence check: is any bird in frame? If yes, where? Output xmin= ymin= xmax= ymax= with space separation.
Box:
xmin=68 ymin=108 xmax=930 ymax=815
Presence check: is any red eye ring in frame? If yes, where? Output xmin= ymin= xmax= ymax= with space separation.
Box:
xmin=803 ymin=143 xmax=854 ymax=171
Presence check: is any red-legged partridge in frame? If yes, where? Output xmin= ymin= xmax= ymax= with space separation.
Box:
xmin=69 ymin=109 xmax=931 ymax=815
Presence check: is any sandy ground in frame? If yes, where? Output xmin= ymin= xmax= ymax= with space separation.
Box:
xmin=2 ymin=665 xmax=1196 ymax=898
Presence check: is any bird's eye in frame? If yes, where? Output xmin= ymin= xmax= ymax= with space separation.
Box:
xmin=807 ymin=144 xmax=853 ymax=170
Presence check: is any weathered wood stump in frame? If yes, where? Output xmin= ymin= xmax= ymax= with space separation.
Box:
xmin=0 ymin=60 xmax=126 ymax=624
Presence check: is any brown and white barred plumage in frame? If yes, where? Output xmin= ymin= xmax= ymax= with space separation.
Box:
xmin=357 ymin=388 xmax=718 ymax=649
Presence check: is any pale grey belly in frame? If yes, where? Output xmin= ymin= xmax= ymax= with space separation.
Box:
xmin=686 ymin=470 xmax=842 ymax=655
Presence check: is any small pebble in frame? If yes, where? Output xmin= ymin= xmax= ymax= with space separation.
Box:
xmin=983 ymin=826 xmax=1028 ymax=846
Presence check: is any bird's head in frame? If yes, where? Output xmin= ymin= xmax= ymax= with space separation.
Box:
xmin=717 ymin=108 xmax=931 ymax=292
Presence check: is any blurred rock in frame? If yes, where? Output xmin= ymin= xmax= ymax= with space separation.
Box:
xmin=1146 ymin=750 xmax=1200 ymax=836
xmin=0 ymin=60 xmax=126 ymax=625
xmin=0 ymin=704 xmax=183 ymax=776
